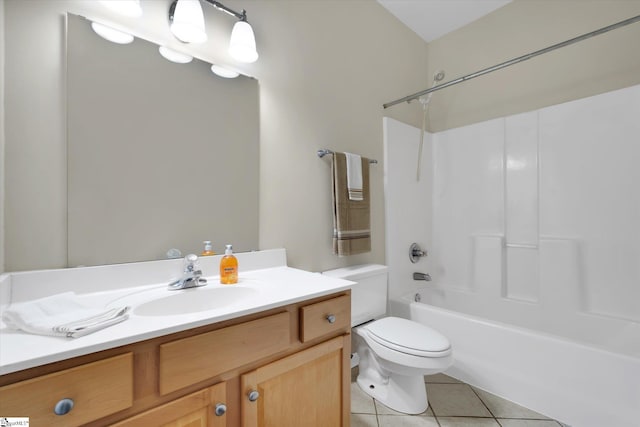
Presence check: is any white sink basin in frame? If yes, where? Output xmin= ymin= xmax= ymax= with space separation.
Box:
xmin=133 ymin=286 xmax=258 ymax=316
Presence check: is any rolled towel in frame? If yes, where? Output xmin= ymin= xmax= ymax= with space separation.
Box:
xmin=2 ymin=292 xmax=130 ymax=338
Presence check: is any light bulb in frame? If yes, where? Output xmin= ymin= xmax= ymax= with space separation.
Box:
xmin=91 ymin=22 xmax=134 ymax=44
xmin=170 ymin=0 xmax=207 ymax=44
xmin=229 ymin=20 xmax=258 ymax=63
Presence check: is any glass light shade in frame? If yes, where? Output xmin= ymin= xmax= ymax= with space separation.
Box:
xmin=211 ymin=65 xmax=239 ymax=79
xmin=229 ymin=21 xmax=258 ymax=63
xmin=170 ymin=0 xmax=207 ymax=44
xmin=159 ymin=46 xmax=193 ymax=63
xmin=99 ymin=0 xmax=143 ymax=17
xmin=91 ymin=22 xmax=134 ymax=44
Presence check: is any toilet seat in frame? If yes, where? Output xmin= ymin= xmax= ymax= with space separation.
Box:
xmin=364 ymin=317 xmax=451 ymax=358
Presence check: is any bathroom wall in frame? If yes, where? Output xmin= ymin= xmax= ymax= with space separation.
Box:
xmin=0 ymin=0 xmax=5 ymax=272
xmin=1 ymin=0 xmax=429 ymax=272
xmin=5 ymin=1 xmax=640 ymax=274
xmin=426 ymin=0 xmax=640 ymax=132
xmin=385 ymin=82 xmax=640 ymax=357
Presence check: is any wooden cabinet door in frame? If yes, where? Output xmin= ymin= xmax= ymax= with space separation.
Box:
xmin=112 ymin=382 xmax=227 ymax=427
xmin=241 ymin=335 xmax=350 ymax=427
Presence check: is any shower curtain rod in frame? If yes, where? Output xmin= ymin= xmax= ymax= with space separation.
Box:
xmin=383 ymin=14 xmax=640 ymax=109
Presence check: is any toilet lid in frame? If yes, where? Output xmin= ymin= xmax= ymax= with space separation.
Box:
xmin=365 ymin=317 xmax=451 ymax=356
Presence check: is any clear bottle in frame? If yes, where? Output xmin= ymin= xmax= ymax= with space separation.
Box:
xmin=219 ymin=244 xmax=238 ymax=284
xmin=201 ymin=240 xmax=216 ymax=256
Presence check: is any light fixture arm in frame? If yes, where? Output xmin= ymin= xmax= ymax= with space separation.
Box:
xmin=204 ymin=0 xmax=247 ymax=21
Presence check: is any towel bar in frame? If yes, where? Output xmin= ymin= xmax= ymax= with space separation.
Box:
xmin=317 ymin=149 xmax=378 ymax=164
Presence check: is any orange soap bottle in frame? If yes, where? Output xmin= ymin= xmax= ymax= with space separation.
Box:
xmin=220 ymin=244 xmax=238 ymax=284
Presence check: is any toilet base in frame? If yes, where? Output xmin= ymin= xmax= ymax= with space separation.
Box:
xmin=356 ymin=369 xmax=428 ymax=414
xmin=356 ymin=347 xmax=429 ymax=414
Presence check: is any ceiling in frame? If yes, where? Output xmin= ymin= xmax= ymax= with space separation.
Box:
xmin=377 ymin=0 xmax=512 ymax=43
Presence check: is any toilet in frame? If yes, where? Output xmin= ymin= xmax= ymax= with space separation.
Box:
xmin=323 ymin=264 xmax=452 ymax=414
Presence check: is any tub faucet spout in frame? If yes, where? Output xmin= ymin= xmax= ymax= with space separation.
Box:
xmin=413 ymin=272 xmax=431 ymax=281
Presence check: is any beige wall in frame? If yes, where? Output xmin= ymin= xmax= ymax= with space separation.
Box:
xmin=1 ymin=0 xmax=428 ymax=272
xmin=249 ymin=1 xmax=428 ymax=271
xmin=0 ymin=0 xmax=5 ymax=272
xmin=425 ymin=0 xmax=640 ymax=132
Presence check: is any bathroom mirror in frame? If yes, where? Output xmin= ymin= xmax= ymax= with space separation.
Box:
xmin=66 ymin=14 xmax=259 ymax=267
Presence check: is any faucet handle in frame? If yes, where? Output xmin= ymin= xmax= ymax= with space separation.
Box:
xmin=184 ymin=254 xmax=199 ymax=272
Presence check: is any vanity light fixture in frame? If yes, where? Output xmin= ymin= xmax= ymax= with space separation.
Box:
xmin=169 ymin=0 xmax=259 ymax=63
xmin=159 ymin=46 xmax=194 ymax=64
xmin=99 ymin=0 xmax=143 ymax=18
xmin=211 ymin=64 xmax=240 ymax=78
xmin=90 ymin=22 xmax=135 ymax=44
xmin=169 ymin=0 xmax=208 ymax=43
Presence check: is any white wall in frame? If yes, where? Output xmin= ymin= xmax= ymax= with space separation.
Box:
xmin=385 ymin=83 xmax=640 ymax=358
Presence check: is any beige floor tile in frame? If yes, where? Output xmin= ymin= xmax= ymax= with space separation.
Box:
xmin=424 ymin=373 xmax=462 ymax=383
xmin=374 ymin=400 xmax=434 ymax=416
xmin=352 ymin=382 xmax=376 ymax=414
xmin=438 ymin=417 xmax=501 ymax=427
xmin=378 ymin=415 xmax=439 ymax=426
xmin=473 ymin=388 xmax=549 ymax=419
xmin=497 ymin=420 xmax=561 ymax=427
xmin=426 ymin=384 xmax=492 ymax=417
xmin=351 ymin=413 xmax=379 ymax=427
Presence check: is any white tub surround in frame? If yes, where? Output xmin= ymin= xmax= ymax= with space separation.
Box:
xmin=384 ymin=83 xmax=640 ymax=427
xmin=0 ymin=249 xmax=353 ymax=375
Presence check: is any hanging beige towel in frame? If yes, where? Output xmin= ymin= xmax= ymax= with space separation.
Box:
xmin=332 ymin=152 xmax=371 ymax=256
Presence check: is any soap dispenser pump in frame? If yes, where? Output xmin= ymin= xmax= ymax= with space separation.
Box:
xmin=220 ymin=244 xmax=238 ymax=284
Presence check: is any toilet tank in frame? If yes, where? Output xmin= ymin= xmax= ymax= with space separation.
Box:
xmin=322 ymin=264 xmax=388 ymax=327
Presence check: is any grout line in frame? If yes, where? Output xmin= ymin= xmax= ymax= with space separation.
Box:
xmin=469 ymin=385 xmax=500 ymax=421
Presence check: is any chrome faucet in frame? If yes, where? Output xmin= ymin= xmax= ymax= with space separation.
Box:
xmin=168 ymin=254 xmax=208 ymax=290
xmin=413 ymin=272 xmax=432 ymax=281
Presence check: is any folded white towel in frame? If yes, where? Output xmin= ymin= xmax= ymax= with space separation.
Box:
xmin=2 ymin=292 xmax=130 ymax=338
xmin=344 ymin=152 xmax=363 ymax=201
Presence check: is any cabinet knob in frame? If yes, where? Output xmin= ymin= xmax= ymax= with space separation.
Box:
xmin=215 ymin=403 xmax=227 ymax=416
xmin=54 ymin=398 xmax=74 ymax=415
xmin=326 ymin=314 xmax=336 ymax=324
xmin=248 ymin=390 xmax=260 ymax=402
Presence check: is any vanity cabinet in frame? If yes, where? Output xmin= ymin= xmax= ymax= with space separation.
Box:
xmin=241 ymin=336 xmax=346 ymax=427
xmin=111 ymin=382 xmax=227 ymax=427
xmin=0 ymin=291 xmax=351 ymax=427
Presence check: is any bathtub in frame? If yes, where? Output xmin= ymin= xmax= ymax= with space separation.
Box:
xmin=400 ymin=290 xmax=640 ymax=427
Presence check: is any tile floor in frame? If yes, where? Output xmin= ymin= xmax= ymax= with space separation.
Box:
xmin=351 ymin=371 xmax=565 ymax=427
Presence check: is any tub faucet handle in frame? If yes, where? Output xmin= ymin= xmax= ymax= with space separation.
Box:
xmin=409 ymin=243 xmax=428 ymax=263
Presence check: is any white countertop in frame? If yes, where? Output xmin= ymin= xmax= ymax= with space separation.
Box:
xmin=0 ymin=250 xmax=353 ymax=375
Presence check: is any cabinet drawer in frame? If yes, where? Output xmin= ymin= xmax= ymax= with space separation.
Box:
xmin=0 ymin=353 xmax=133 ymax=426
xmin=159 ymin=311 xmax=291 ymax=395
xmin=300 ymin=294 xmax=350 ymax=342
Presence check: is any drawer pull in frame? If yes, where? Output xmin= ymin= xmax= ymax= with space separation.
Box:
xmin=326 ymin=314 xmax=336 ymax=324
xmin=215 ymin=403 xmax=227 ymax=416
xmin=54 ymin=398 xmax=74 ymax=415
xmin=248 ymin=390 xmax=260 ymax=402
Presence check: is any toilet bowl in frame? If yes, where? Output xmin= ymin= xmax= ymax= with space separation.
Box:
xmin=355 ymin=316 xmax=452 ymax=414
xmin=322 ymin=264 xmax=453 ymax=414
